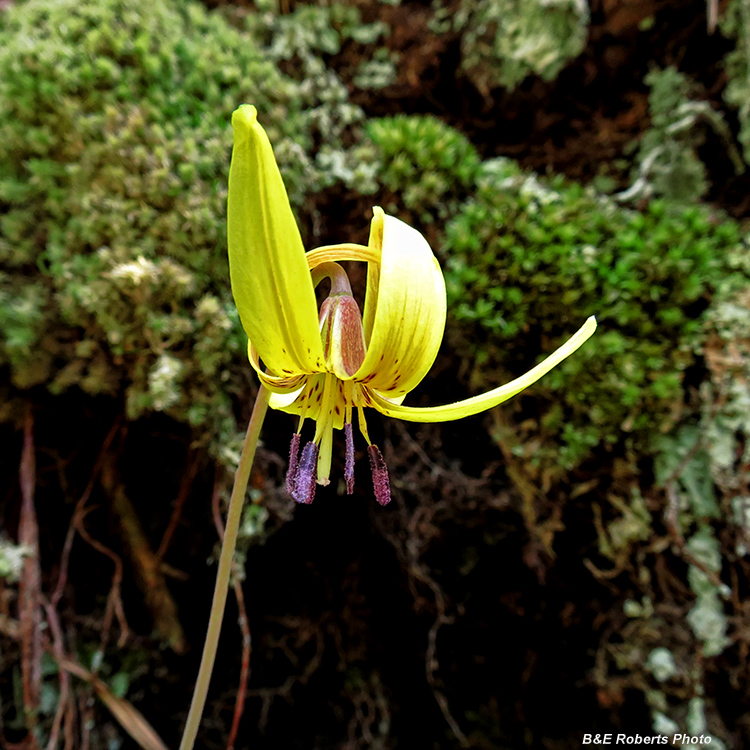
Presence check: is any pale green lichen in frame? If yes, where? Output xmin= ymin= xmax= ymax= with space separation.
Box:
xmin=721 ymin=0 xmax=750 ymax=164
xmin=654 ymin=426 xmax=720 ymax=521
xmin=619 ymin=67 xmax=744 ymax=205
xmin=147 ymin=354 xmax=184 ymax=413
xmin=685 ymin=528 xmax=731 ymax=657
xmin=603 ymin=491 xmax=652 ymax=556
xmin=731 ymin=496 xmax=750 ymax=555
xmin=434 ymin=0 xmax=589 ymax=94
xmin=652 ymin=711 xmax=680 ymax=736
xmin=623 ymin=597 xmax=654 ymax=619
xmin=0 ymin=537 xmax=29 ymax=583
xmin=645 ymin=648 xmax=678 ymax=683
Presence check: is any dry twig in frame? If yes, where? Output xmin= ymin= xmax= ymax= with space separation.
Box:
xmin=18 ymin=408 xmax=42 ymax=748
xmin=100 ymin=452 xmax=186 ymax=653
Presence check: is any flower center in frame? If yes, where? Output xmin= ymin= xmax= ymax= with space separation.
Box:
xmin=284 ymin=262 xmax=390 ymax=506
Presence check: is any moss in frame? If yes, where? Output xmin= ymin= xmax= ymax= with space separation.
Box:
xmin=0 ymin=0 xmax=380 ymax=458
xmin=442 ymin=159 xmax=745 ymax=474
xmin=367 ymin=114 xmax=481 ymax=223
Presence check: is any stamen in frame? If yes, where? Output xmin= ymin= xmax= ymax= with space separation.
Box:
xmin=356 ymin=404 xmax=372 ymax=445
xmin=345 ymin=422 xmax=355 ymax=495
xmin=286 ymin=432 xmax=301 ymax=495
xmin=367 ymin=444 xmax=391 ymax=506
xmin=292 ymin=441 xmax=319 ymax=505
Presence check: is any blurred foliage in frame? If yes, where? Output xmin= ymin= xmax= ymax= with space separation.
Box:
xmin=433 ymin=0 xmax=589 ymax=94
xmin=722 ymin=0 xmax=750 ymax=166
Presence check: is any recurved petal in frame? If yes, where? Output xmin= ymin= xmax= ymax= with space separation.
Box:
xmin=354 ymin=208 xmax=447 ymax=397
xmin=228 ymin=105 xmax=325 ymax=375
xmin=248 ymin=343 xmax=308 ymax=394
xmin=368 ymin=316 xmax=597 ymax=422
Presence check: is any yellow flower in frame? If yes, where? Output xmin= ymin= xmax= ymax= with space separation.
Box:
xmin=228 ymin=105 xmax=597 ymax=505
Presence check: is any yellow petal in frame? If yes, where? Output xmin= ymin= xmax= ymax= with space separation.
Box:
xmin=248 ymin=343 xmax=308 ymax=394
xmin=368 ymin=316 xmax=597 ymax=422
xmin=353 ymin=208 xmax=447 ymax=396
xmin=269 ymin=374 xmax=345 ymax=430
xmin=305 ymin=243 xmax=378 ymax=268
xmin=228 ymin=105 xmax=325 ymax=375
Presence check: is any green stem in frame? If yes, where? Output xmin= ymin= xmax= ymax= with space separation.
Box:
xmin=179 ymin=385 xmax=271 ymax=750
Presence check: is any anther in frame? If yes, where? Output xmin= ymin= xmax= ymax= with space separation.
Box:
xmin=345 ymin=422 xmax=355 ymax=495
xmin=292 ymin=441 xmax=319 ymax=505
xmin=367 ymin=444 xmax=391 ymax=506
xmin=286 ymin=432 xmax=301 ymax=495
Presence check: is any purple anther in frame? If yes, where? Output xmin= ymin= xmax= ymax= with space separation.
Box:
xmin=286 ymin=432 xmax=301 ymax=495
xmin=292 ymin=441 xmax=318 ymax=505
xmin=344 ymin=422 xmax=355 ymax=495
xmin=367 ymin=444 xmax=391 ymax=506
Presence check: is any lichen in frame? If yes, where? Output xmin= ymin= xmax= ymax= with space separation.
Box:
xmin=646 ymin=648 xmax=678 ymax=683
xmin=0 ymin=537 xmax=29 ymax=583
xmin=721 ymin=0 xmax=750 ymax=165
xmin=619 ymin=67 xmax=744 ymax=205
xmin=434 ymin=0 xmax=589 ymax=94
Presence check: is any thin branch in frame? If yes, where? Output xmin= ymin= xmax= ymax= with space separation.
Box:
xmin=18 ymin=407 xmax=42 ymax=747
xmin=101 ymin=453 xmax=186 ymax=653
xmin=157 ymin=447 xmax=201 ymax=562
xmin=43 ymin=598 xmax=73 ymax=750
xmin=52 ymin=415 xmax=122 ymax=609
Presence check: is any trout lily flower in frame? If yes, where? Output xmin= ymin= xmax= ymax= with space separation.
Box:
xmin=228 ymin=105 xmax=596 ymax=506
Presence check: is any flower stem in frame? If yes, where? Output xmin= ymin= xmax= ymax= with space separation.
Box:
xmin=179 ymin=385 xmax=271 ymax=750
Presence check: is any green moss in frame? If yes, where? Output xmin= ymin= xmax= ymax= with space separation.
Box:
xmin=442 ymin=159 xmax=744 ymax=472
xmin=367 ymin=115 xmax=481 ymax=223
xmin=0 ymin=0 xmax=379 ymax=457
